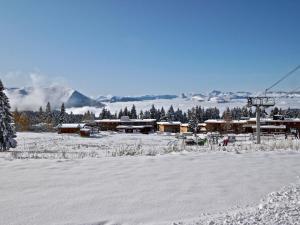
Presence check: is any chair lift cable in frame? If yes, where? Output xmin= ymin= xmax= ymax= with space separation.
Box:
xmin=263 ymin=64 xmax=300 ymax=96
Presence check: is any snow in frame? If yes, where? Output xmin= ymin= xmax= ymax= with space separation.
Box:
xmin=252 ymin=125 xmax=286 ymax=129
xmin=94 ymin=119 xmax=156 ymax=123
xmin=157 ymin=121 xmax=181 ymax=125
xmin=59 ymin=123 xmax=86 ymax=128
xmin=177 ymin=181 xmax=300 ymax=225
xmin=116 ymin=125 xmax=151 ymax=129
xmin=205 ymin=119 xmax=248 ymax=124
xmin=66 ymin=98 xmax=251 ymax=115
xmin=80 ymin=128 xmax=91 ymax=132
xmin=65 ymin=96 xmax=300 ymax=116
xmin=1 ymin=132 xmax=300 ymax=225
xmin=1 ymin=150 xmax=300 ymax=225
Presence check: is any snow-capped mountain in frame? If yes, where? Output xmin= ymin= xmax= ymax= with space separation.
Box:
xmin=5 ymin=86 xmax=103 ymax=111
xmin=96 ymin=94 xmax=178 ymax=103
xmin=5 ymin=85 xmax=300 ymax=113
xmin=207 ymin=90 xmax=251 ymax=101
xmin=265 ymin=91 xmax=300 ymax=98
xmin=191 ymin=94 xmax=206 ymax=102
xmin=179 ymin=91 xmax=251 ymax=103
xmin=65 ymin=91 xmax=103 ymax=108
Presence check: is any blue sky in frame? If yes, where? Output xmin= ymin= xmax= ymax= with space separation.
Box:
xmin=0 ymin=0 xmax=299 ymax=96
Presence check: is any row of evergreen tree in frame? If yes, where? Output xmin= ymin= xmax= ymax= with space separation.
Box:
xmin=11 ymin=100 xmax=300 ymax=133
xmin=99 ymin=105 xmax=257 ymax=122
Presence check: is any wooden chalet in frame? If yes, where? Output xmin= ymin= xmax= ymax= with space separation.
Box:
xmin=57 ymin=123 xmax=86 ymax=134
xmin=93 ymin=116 xmax=156 ymax=134
xmin=80 ymin=128 xmax=91 ymax=137
xmin=180 ymin=123 xmax=207 ymax=133
xmin=157 ymin=121 xmax=181 ymax=133
xmin=205 ymin=119 xmax=247 ymax=134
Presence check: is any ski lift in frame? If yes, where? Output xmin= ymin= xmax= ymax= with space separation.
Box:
xmin=247 ymin=97 xmax=275 ymax=108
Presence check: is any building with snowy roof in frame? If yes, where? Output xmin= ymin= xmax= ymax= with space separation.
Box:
xmin=157 ymin=121 xmax=181 ymax=133
xmin=205 ymin=119 xmax=247 ymax=134
xmin=92 ymin=116 xmax=156 ymax=134
xmin=57 ymin=123 xmax=86 ymax=134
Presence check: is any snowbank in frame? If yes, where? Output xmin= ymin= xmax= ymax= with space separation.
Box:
xmin=177 ymin=181 xmax=300 ymax=225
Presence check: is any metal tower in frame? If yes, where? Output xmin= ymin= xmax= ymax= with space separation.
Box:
xmin=247 ymin=97 xmax=275 ymax=144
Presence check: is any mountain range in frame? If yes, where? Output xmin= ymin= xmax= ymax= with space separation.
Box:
xmin=4 ymin=85 xmax=300 ymax=111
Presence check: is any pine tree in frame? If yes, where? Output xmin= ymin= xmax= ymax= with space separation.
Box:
xmin=58 ymin=103 xmax=66 ymax=125
xmin=123 ymin=107 xmax=129 ymax=117
xmin=130 ymin=105 xmax=137 ymax=119
xmin=150 ymin=105 xmax=156 ymax=119
xmin=167 ymin=105 xmax=175 ymax=121
xmin=0 ymin=80 xmax=17 ymax=151
xmin=83 ymin=110 xmax=94 ymax=121
xmin=118 ymin=109 xmax=123 ymax=119
xmin=38 ymin=106 xmax=44 ymax=123
xmin=160 ymin=107 xmax=166 ymax=119
xmin=45 ymin=102 xmax=52 ymax=124
xmin=139 ymin=110 xmax=144 ymax=119
xmin=188 ymin=108 xmax=199 ymax=134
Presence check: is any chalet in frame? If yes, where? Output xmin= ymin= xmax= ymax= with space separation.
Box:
xmin=245 ymin=117 xmax=300 ymax=134
xmin=57 ymin=123 xmax=86 ymax=134
xmin=252 ymin=125 xmax=286 ymax=134
xmin=93 ymin=116 xmax=156 ymax=134
xmin=180 ymin=123 xmax=207 ymax=133
xmin=80 ymin=128 xmax=91 ymax=137
xmin=205 ymin=119 xmax=247 ymax=134
xmin=180 ymin=123 xmax=190 ymax=133
xmin=198 ymin=123 xmax=207 ymax=133
xmin=116 ymin=125 xmax=154 ymax=134
xmin=157 ymin=121 xmax=181 ymax=133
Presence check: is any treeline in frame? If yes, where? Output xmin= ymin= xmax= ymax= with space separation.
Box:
xmin=270 ymin=107 xmax=300 ymax=118
xmin=99 ymin=105 xmax=255 ymax=122
xmin=13 ymin=102 xmax=83 ymax=131
xmin=13 ymin=102 xmax=299 ymax=132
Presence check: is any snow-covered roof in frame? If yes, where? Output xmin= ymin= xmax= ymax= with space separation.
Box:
xmin=205 ymin=120 xmax=247 ymax=124
xmin=59 ymin=123 xmax=85 ymax=128
xmin=205 ymin=119 xmax=225 ymax=123
xmin=252 ymin=125 xmax=286 ymax=129
xmin=180 ymin=123 xmax=207 ymax=127
xmin=116 ymin=125 xmax=152 ymax=129
xmin=80 ymin=128 xmax=91 ymax=132
xmin=157 ymin=121 xmax=181 ymax=125
xmin=95 ymin=119 xmax=156 ymax=123
xmin=249 ymin=118 xmax=300 ymax=123
xmin=180 ymin=123 xmax=189 ymax=127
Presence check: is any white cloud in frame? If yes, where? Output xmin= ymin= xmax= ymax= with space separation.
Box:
xmin=1 ymin=71 xmax=72 ymax=111
xmin=1 ymin=70 xmax=68 ymax=88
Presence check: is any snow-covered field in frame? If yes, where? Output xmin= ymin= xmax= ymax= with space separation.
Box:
xmin=5 ymin=132 xmax=300 ymax=159
xmin=66 ymin=97 xmax=300 ymax=115
xmin=1 ymin=132 xmax=300 ymax=225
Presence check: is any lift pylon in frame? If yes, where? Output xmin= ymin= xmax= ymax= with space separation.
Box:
xmin=247 ymin=97 xmax=275 ymax=144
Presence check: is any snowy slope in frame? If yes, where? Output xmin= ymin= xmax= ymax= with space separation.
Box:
xmin=1 ymin=146 xmax=300 ymax=225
